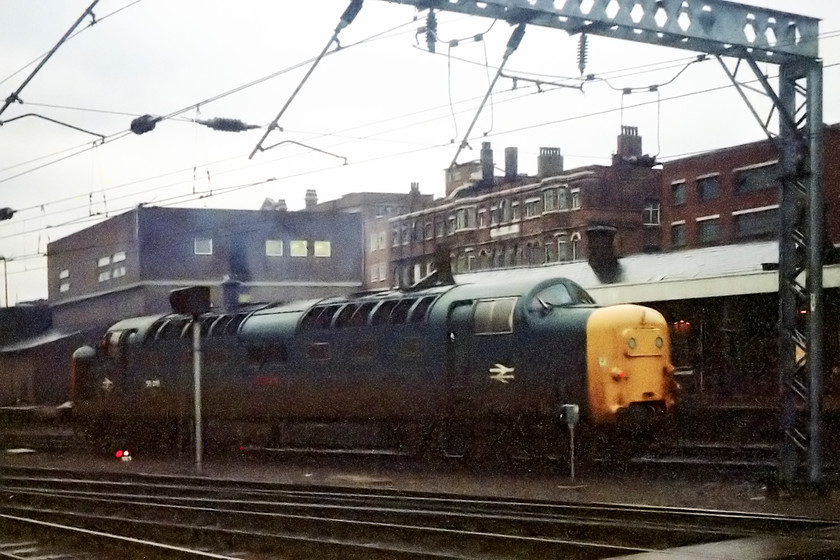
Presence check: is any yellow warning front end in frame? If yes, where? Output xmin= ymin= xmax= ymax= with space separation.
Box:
xmin=585 ymin=304 xmax=676 ymax=425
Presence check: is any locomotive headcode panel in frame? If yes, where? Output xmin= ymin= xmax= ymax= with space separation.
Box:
xmin=70 ymin=276 xmax=676 ymax=457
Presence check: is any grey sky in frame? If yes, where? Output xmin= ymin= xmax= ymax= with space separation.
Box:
xmin=0 ymin=0 xmax=837 ymax=303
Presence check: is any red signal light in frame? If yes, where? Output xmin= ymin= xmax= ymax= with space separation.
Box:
xmin=115 ymin=450 xmax=123 ymax=458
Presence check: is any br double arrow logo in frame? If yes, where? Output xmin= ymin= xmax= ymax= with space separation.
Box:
xmin=489 ymin=363 xmax=515 ymax=384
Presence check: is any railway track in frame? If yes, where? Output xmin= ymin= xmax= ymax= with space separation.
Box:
xmin=1 ymin=466 xmax=837 ymax=559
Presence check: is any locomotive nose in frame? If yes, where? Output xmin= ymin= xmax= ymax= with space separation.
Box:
xmin=585 ymin=305 xmax=675 ymax=425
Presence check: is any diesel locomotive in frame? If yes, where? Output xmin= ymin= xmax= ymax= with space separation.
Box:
xmin=72 ymin=274 xmax=677 ymax=459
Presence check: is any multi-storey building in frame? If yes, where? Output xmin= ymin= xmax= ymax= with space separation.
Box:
xmin=389 ymin=127 xmax=662 ymax=286
xmin=47 ymin=205 xmax=364 ymax=332
xmin=660 ymin=123 xmax=840 ymax=250
xmin=308 ymin=185 xmax=434 ymax=290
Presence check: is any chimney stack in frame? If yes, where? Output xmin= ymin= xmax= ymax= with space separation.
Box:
xmin=616 ymin=125 xmax=642 ymax=159
xmin=537 ymin=147 xmax=564 ymax=178
xmin=304 ymin=189 xmax=318 ymax=210
xmin=504 ymin=147 xmax=518 ymax=181
xmin=586 ymin=225 xmax=622 ymax=284
xmin=480 ymin=141 xmax=494 ymax=186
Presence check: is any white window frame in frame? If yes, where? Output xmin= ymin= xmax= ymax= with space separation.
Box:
xmin=112 ymin=251 xmax=126 ymax=263
xmin=314 ymin=241 xmax=331 ymax=258
xmin=290 ymin=240 xmax=308 ymax=257
xmin=194 ymin=238 xmax=213 ymax=256
xmin=97 ymin=256 xmax=111 ymax=267
xmin=266 ymin=239 xmax=284 ymax=257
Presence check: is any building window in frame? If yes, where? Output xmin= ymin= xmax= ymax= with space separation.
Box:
xmin=392 ymin=227 xmax=400 ymax=247
xmin=734 ymin=162 xmax=779 ymax=195
xmin=456 ymin=209 xmax=467 ymax=231
xmin=379 ymin=263 xmax=387 ymax=282
xmin=556 ymin=234 xmax=569 ymax=261
xmin=671 ymin=222 xmax=686 ymax=247
xmin=112 ymin=251 xmax=126 ymax=263
xmin=570 ymin=232 xmax=581 ymax=260
xmin=447 ymin=216 xmax=456 ymax=235
xmin=435 ymin=220 xmax=445 ymax=238
xmin=696 ymin=175 xmax=720 ymax=202
xmin=696 ymin=216 xmax=721 ymax=243
xmin=543 ymin=188 xmax=557 ymax=212
xmin=369 ymin=233 xmax=378 ymax=252
xmin=424 ymin=222 xmax=433 ymax=240
xmin=112 ymin=265 xmax=126 ymax=278
xmin=499 ymin=199 xmax=511 ymax=223
xmin=194 ymin=238 xmax=213 ymax=256
xmin=734 ymin=206 xmax=779 ymax=239
xmin=642 ymin=201 xmax=661 ymax=226
xmin=266 ymin=239 xmax=284 ymax=257
xmin=290 ymin=240 xmax=308 ymax=257
xmin=478 ymin=210 xmax=487 ymax=228
xmin=97 ymin=256 xmax=110 ymax=267
xmin=558 ymin=186 xmax=570 ymax=209
xmin=98 ymin=270 xmax=111 ymax=282
xmin=570 ymin=188 xmax=581 ymax=209
xmin=60 ymin=282 xmax=70 ymax=293
xmin=524 ymin=198 xmax=540 ymax=218
xmin=378 ymin=231 xmax=386 ymax=249
xmin=314 ymin=241 xmax=331 ymax=257
xmin=370 ymin=265 xmax=379 ymax=283
xmin=490 ymin=204 xmax=500 ymax=226
xmin=671 ymin=181 xmax=686 ymax=205
xmin=511 ymin=202 xmax=520 ymax=221
xmin=59 ymin=269 xmax=70 ymax=280
xmin=402 ymin=225 xmax=410 ymax=245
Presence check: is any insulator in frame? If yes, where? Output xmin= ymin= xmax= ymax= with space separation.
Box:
xmin=577 ymin=33 xmax=588 ymax=76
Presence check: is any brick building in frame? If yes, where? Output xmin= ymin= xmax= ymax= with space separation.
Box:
xmin=389 ymin=127 xmax=661 ymax=285
xmin=660 ymin=123 xmax=840 ymax=250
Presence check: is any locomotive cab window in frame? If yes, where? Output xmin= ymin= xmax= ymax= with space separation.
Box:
xmin=474 ymin=297 xmax=517 ymax=335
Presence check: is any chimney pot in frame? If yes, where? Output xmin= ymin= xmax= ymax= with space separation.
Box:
xmin=504 ymin=147 xmax=518 ymax=181
xmin=537 ymin=146 xmax=564 ymax=177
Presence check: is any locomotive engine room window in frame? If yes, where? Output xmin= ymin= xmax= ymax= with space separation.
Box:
xmin=409 ymin=296 xmax=435 ymax=323
xmin=475 ymin=297 xmax=517 ymax=335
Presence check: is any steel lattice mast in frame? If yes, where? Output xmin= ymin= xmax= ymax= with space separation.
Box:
xmin=377 ymin=0 xmax=824 ymax=487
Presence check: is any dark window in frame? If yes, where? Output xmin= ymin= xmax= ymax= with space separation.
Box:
xmin=671 ymin=223 xmax=686 ymax=247
xmin=475 ymin=297 xmax=517 ymax=335
xmin=154 ymin=318 xmax=188 ymax=341
xmin=308 ymin=343 xmax=330 ymax=360
xmin=671 ymin=182 xmax=686 ymax=205
xmin=696 ymin=176 xmax=720 ymax=202
xmin=734 ymin=164 xmax=779 ymax=195
xmin=697 ymin=218 xmax=721 ymax=243
xmin=735 ymin=208 xmax=778 ymax=239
